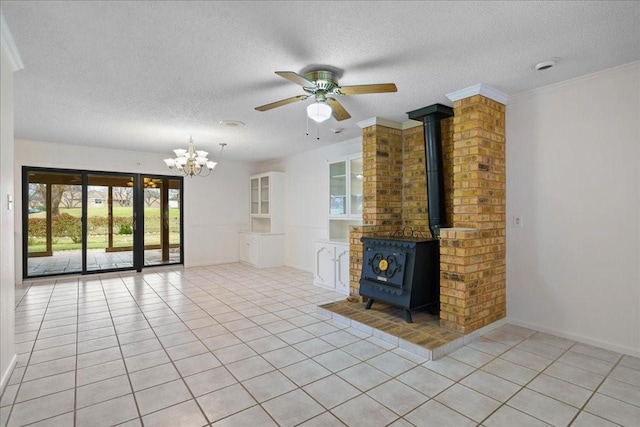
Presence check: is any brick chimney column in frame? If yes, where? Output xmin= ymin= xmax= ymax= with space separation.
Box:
xmin=349 ymin=119 xmax=404 ymax=296
xmin=439 ymin=86 xmax=508 ymax=334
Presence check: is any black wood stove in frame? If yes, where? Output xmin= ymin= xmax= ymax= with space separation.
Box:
xmin=359 ymin=104 xmax=453 ymax=323
xmin=359 ymin=235 xmax=440 ymax=322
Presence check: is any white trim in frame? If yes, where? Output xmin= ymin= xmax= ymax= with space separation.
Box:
xmin=506 ymin=317 xmax=640 ymax=358
xmin=446 ymin=83 xmax=509 ymax=105
xmin=402 ymin=120 xmax=423 ymax=130
xmin=0 ymin=353 xmax=17 ymax=394
xmin=357 ymin=117 xmax=402 ymax=130
xmin=357 ymin=117 xmax=428 ymax=130
xmin=508 ymin=60 xmax=640 ymax=105
xmin=0 ymin=11 xmax=24 ymax=71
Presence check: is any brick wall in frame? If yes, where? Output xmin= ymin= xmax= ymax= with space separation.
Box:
xmin=440 ymin=95 xmax=506 ymax=333
xmin=401 ymin=125 xmax=430 ymax=236
xmin=361 ymin=125 xmax=403 ymax=229
xmin=349 ymin=124 xmax=403 ymax=295
xmin=442 ymin=117 xmax=455 ymax=228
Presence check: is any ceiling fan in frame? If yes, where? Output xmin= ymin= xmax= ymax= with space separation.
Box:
xmin=255 ymin=69 xmax=397 ymax=122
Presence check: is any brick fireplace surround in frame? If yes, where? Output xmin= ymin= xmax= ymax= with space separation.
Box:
xmin=348 ymin=93 xmax=506 ymax=335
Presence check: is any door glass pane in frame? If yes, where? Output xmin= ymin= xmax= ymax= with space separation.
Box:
xmin=350 ymin=157 xmax=363 ymax=216
xmin=260 ymin=176 xmax=269 ymax=214
xmin=168 ymin=180 xmax=181 ymax=260
xmin=26 ymin=171 xmax=83 ymax=276
xmin=329 ymin=162 xmax=347 ymax=215
xmin=143 ymin=177 xmax=181 ymax=266
xmin=86 ymin=174 xmax=135 ymax=272
xmin=250 ymin=178 xmax=259 ymax=214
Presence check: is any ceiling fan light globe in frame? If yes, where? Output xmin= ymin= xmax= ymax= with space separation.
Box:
xmin=307 ymin=102 xmax=332 ymax=123
xmin=206 ymin=161 xmax=217 ymax=170
xmin=164 ymin=158 xmax=175 ymax=168
xmin=173 ymin=148 xmax=187 ymax=157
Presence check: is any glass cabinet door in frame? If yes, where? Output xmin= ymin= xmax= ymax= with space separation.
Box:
xmin=250 ymin=178 xmax=259 ymax=214
xmin=260 ymin=176 xmax=269 ymax=214
xmin=329 ymin=161 xmax=347 ymax=216
xmin=350 ymin=157 xmax=363 ymax=216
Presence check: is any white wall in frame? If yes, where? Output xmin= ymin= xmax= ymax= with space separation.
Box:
xmin=257 ymin=137 xmax=362 ymax=272
xmin=0 ymin=35 xmax=17 ymax=393
xmin=506 ymin=62 xmax=640 ymax=356
xmin=14 ymin=140 xmax=252 ymax=278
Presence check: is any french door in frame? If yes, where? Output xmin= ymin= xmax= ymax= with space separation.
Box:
xmin=23 ymin=167 xmax=183 ymax=278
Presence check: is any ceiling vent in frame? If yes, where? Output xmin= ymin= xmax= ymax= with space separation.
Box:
xmin=534 ymin=58 xmax=559 ymax=71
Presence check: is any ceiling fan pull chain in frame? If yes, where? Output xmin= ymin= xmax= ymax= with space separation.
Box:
xmin=317 ymin=123 xmax=320 ymax=141
xmin=306 ymin=114 xmax=309 ymax=136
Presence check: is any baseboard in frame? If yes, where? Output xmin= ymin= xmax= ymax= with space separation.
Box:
xmin=284 ymin=262 xmax=312 ymax=274
xmin=184 ymin=258 xmax=239 ymax=268
xmin=0 ymin=353 xmax=17 ymax=395
xmin=506 ymin=317 xmax=640 ymax=358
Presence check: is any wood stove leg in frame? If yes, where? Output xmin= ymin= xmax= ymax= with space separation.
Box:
xmin=403 ymin=309 xmax=413 ymax=323
xmin=364 ymin=298 xmax=374 ymax=310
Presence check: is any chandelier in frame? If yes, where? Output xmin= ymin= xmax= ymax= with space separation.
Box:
xmin=163 ymin=137 xmax=226 ymax=177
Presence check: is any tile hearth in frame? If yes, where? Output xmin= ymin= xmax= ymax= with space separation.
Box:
xmin=319 ymin=300 xmax=484 ymax=360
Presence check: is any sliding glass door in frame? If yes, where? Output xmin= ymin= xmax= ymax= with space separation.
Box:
xmin=142 ymin=176 xmax=182 ymax=267
xmin=26 ymin=170 xmax=84 ymax=276
xmin=86 ymin=173 xmax=136 ymax=272
xmin=23 ymin=167 xmax=183 ymax=278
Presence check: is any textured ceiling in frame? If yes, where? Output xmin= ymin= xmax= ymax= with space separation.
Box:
xmin=2 ymin=1 xmax=639 ymax=162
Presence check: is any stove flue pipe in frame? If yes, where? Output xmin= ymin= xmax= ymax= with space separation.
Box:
xmin=407 ymin=104 xmax=454 ymax=238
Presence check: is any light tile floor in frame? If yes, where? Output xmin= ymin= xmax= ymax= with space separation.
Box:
xmin=2 ymin=263 xmax=639 ymax=426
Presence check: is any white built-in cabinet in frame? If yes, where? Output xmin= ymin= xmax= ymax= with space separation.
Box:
xmin=313 ymin=154 xmax=362 ymax=293
xmin=313 ymin=240 xmax=349 ymax=294
xmin=240 ymin=171 xmax=285 ymax=268
xmin=239 ymin=231 xmax=285 ymax=269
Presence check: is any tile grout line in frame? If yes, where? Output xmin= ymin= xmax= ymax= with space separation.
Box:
xmin=97 ymin=273 xmax=145 ymax=426
xmin=565 ymin=350 xmax=625 ymax=426
xmin=149 ymin=269 xmax=355 ymax=426
xmin=73 ymin=276 xmax=79 ymax=427
xmin=5 ymin=266 xmax=640 ymax=426
xmin=174 ymin=270 xmax=323 ymax=425
xmin=118 ymin=271 xmax=225 ymax=425
xmin=3 ymin=279 xmax=58 ymax=426
xmin=473 ymin=331 xmax=610 ymax=427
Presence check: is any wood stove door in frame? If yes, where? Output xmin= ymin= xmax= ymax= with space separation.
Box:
xmin=362 ymin=246 xmax=407 ymax=289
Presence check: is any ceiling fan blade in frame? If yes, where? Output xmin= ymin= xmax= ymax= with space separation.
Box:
xmin=327 ymin=98 xmax=351 ymax=121
xmin=337 ymin=83 xmax=397 ymax=95
xmin=255 ymin=95 xmax=309 ymax=112
xmin=275 ymin=71 xmax=316 ymax=88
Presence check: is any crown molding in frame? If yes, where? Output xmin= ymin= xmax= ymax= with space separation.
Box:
xmin=402 ymin=120 xmax=423 ymax=130
xmin=1 ymin=11 xmax=24 ymax=71
xmin=446 ymin=83 xmax=509 ymax=105
xmin=357 ymin=117 xmax=402 ymax=129
xmin=357 ymin=117 xmax=422 ymax=130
